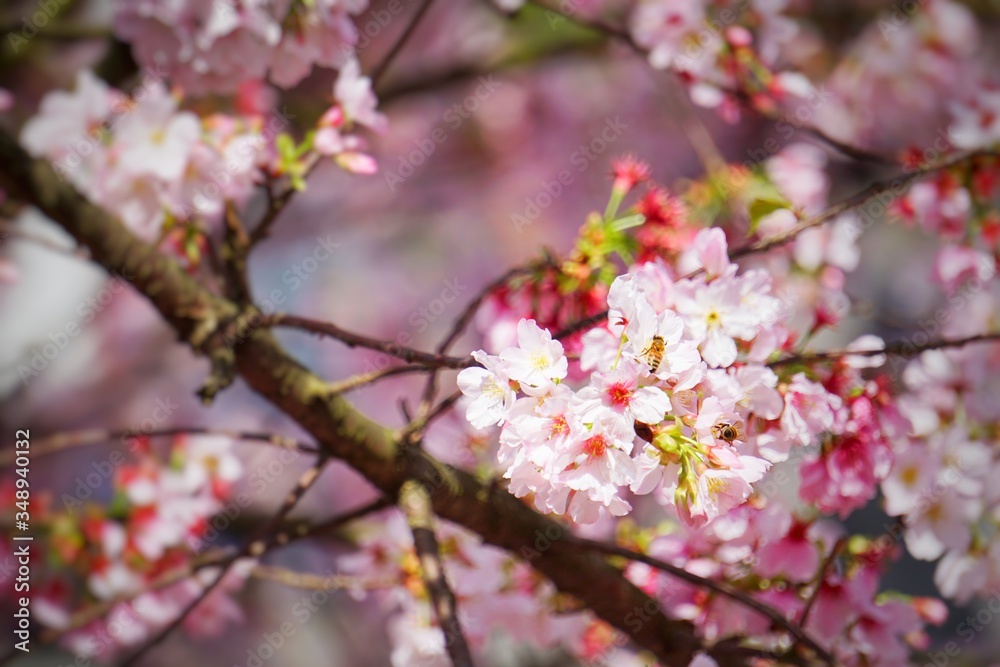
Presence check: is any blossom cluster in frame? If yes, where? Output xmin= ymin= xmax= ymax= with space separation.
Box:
xmin=883 ymin=340 xmax=1000 ymax=604
xmin=623 ymin=497 xmax=946 ymax=667
xmin=459 ymin=226 xmax=861 ymax=528
xmin=32 ymin=435 xmax=251 ymax=662
xmin=113 ymin=0 xmax=368 ymax=95
xmin=20 ymin=66 xmax=383 ymax=245
xmin=628 ymin=0 xmax=803 ymax=115
xmin=339 ymin=510 xmax=591 ymax=667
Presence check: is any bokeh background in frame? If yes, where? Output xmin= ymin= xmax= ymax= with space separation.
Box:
xmin=3 ymin=0 xmax=1000 ymax=664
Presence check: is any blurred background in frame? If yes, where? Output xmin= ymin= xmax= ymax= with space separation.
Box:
xmin=3 ymin=0 xmax=1000 ymax=664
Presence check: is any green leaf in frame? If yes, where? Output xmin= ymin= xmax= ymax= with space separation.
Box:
xmin=275 ymin=133 xmax=296 ymax=160
xmin=611 ymin=214 xmax=646 ymax=231
xmin=747 ymin=196 xmax=792 ymax=233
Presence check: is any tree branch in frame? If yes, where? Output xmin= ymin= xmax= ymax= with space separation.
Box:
xmin=264 ymin=312 xmax=473 ymax=368
xmin=31 ymin=498 xmax=390 ymax=657
xmin=370 ymin=0 xmax=437 ymax=88
xmin=798 ymin=539 xmax=846 ymax=628
xmin=416 ymin=260 xmax=548 ymax=426
xmin=400 ymin=479 xmax=476 ymax=667
xmin=251 ymin=565 xmax=397 ymax=591
xmin=769 ymin=331 xmax=1000 ymax=368
xmin=0 ymin=127 xmax=757 ymax=666
xmin=0 ymin=427 xmax=319 ymax=466
xmin=729 ymin=150 xmax=998 ymax=261
xmin=248 ymin=154 xmax=321 ymax=247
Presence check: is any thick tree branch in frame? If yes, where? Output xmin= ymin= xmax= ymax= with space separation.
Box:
xmin=0 ymin=129 xmax=760 ymax=665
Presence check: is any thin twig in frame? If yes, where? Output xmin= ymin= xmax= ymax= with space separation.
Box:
xmin=798 ymin=539 xmax=846 ymax=627
xmin=0 ymin=427 xmax=319 ymax=466
xmin=295 ymin=497 xmax=393 ymax=540
xmin=409 ymin=390 xmax=462 ymax=436
xmin=35 ymin=547 xmax=235 ymax=646
xmin=327 ymin=364 xmax=433 ymax=394
xmin=658 ymin=78 xmax=727 ymax=175
xmin=569 ymin=536 xmax=838 ymax=667
xmin=400 ymin=480 xmax=476 ymax=667
xmin=35 ymin=497 xmax=390 ymax=656
xmin=370 ymin=0 xmax=438 ymax=88
xmin=264 ymin=313 xmax=473 ymax=368
xmin=248 ymin=154 xmax=321 ymax=247
xmin=769 ymin=331 xmax=1000 ymax=368
xmin=416 ymin=261 xmax=546 ymax=423
xmin=437 ymin=263 xmax=543 ymax=355
xmin=731 ymin=150 xmax=998 ymax=261
xmin=251 ymin=565 xmax=397 ymax=591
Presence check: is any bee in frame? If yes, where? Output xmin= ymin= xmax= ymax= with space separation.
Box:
xmin=633 ymin=420 xmax=655 ymax=444
xmin=638 ymin=335 xmax=666 ymax=372
xmin=711 ymin=420 xmax=745 ymax=444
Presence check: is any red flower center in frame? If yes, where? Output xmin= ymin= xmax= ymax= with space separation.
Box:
xmin=607 ymin=382 xmax=633 ymax=407
xmin=583 ymin=435 xmax=608 ymax=459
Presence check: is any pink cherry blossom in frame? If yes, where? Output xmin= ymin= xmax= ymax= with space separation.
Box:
xmin=780 ymin=373 xmax=843 ymax=445
xmin=498 ymin=318 xmax=568 ymax=390
xmin=457 ymin=350 xmax=516 ymax=429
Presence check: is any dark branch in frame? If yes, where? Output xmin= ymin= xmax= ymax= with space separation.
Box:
xmin=400 ymin=480 xmax=476 ymax=667
xmin=264 ymin=312 xmax=473 ymax=368
xmin=769 ymin=331 xmax=1000 ymax=368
